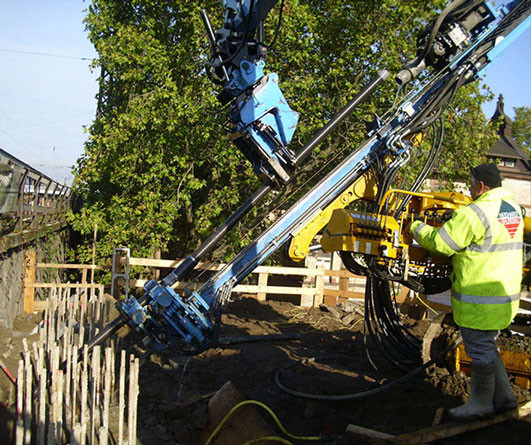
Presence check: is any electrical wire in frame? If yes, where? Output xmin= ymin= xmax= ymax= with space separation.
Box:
xmin=0 ymin=47 xmax=92 ymax=61
xmin=203 ymin=399 xmax=322 ymax=445
xmin=413 ymin=292 xmax=440 ymax=316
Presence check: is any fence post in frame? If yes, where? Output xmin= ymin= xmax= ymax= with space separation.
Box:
xmin=338 ymin=264 xmax=349 ymax=305
xmin=257 ymin=272 xmax=268 ymax=301
xmin=314 ymin=266 xmax=325 ymax=307
xmin=23 ymin=250 xmax=36 ymax=313
xmin=301 ymin=256 xmax=317 ymax=307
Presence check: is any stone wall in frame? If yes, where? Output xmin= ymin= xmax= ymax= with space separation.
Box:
xmin=0 ymin=229 xmax=68 ymax=328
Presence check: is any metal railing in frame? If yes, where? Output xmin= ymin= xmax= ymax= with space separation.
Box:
xmin=0 ymin=148 xmax=71 ymax=236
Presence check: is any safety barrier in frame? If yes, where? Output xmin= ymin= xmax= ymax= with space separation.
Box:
xmin=0 ymin=148 xmax=71 ymax=251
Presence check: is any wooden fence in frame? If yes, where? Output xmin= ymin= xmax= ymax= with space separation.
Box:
xmin=111 ymin=255 xmax=377 ymax=308
xmin=23 ymin=250 xmax=108 ymax=313
xmin=23 ymin=251 xmax=459 ymax=315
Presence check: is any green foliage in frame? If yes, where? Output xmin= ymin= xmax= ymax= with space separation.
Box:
xmin=72 ymin=0 xmax=495 ymax=264
xmin=398 ymin=83 xmax=497 ymax=191
xmin=512 ymin=106 xmax=531 ymax=157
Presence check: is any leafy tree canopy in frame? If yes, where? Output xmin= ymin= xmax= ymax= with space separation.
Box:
xmin=512 ymin=106 xmax=531 ymax=157
xmin=71 ymin=0 xmax=497 ymax=264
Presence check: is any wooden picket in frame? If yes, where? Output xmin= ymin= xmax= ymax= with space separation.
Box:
xmin=15 ymin=288 xmax=139 ymax=445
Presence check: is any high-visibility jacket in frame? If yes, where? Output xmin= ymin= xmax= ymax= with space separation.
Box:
xmin=410 ymin=187 xmax=523 ymax=330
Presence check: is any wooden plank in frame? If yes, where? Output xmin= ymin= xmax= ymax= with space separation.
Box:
xmin=323 ymin=295 xmax=338 ymax=306
xmin=325 ymin=269 xmax=365 ymax=278
xmin=519 ymin=298 xmax=531 ymax=311
xmin=392 ymin=401 xmax=531 ymax=445
xmin=345 ymin=424 xmax=395 ymax=444
xmin=323 ymin=288 xmax=365 ymax=299
xmin=131 ymin=279 xmax=319 ymax=295
xmin=33 ymin=301 xmax=47 ymax=312
xmin=256 ymin=265 xmax=321 ymax=276
xmin=27 ymin=283 xmax=104 ymax=289
xmin=234 ymin=285 xmax=317 ymax=295
xmin=33 ymin=263 xmax=106 ymax=270
xmin=199 ymin=381 xmax=276 ymax=445
xmin=128 ymin=256 xmax=325 ymax=276
xmin=128 ymin=257 xmax=186 ymax=268
xmin=23 ymin=250 xmax=36 ymax=313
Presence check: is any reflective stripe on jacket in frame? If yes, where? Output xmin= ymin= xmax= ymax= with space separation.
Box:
xmin=410 ymin=187 xmax=523 ymax=330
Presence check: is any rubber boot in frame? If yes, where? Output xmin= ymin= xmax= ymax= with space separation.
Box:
xmin=493 ymin=355 xmax=517 ymax=412
xmin=449 ymin=363 xmax=495 ymax=420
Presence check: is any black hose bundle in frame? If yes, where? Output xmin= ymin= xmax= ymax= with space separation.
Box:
xmin=363 ymin=276 xmax=422 ymax=372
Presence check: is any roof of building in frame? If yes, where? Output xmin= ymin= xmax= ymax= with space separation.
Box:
xmin=488 ymin=95 xmax=530 ymax=169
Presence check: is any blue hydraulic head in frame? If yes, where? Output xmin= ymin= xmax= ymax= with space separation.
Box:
xmin=201 ymin=1 xmax=299 ymax=186
xmin=120 ymin=280 xmax=215 ymax=351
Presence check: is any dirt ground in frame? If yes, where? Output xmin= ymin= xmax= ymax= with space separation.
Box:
xmin=1 ymin=297 xmax=530 ymax=444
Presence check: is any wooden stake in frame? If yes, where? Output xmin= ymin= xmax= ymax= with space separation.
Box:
xmin=23 ymin=351 xmax=32 ymax=445
xmin=101 ymin=347 xmax=112 ymax=445
xmin=91 ymin=223 xmax=97 ymax=299
xmin=118 ymin=350 xmax=126 ymax=445
xmin=47 ymin=365 xmax=57 ymax=445
xmin=56 ymin=370 xmax=64 ymax=444
xmin=80 ymin=366 xmax=88 ymax=445
xmin=90 ymin=345 xmax=101 ymax=445
xmin=78 ymin=300 xmax=85 ymax=349
xmin=71 ymin=345 xmax=79 ymax=434
xmin=23 ymin=250 xmax=36 ymax=314
xmin=65 ymin=343 xmax=72 ymax=424
xmin=37 ymin=346 xmax=46 ymax=445
xmin=128 ymin=356 xmax=139 ymax=445
xmin=80 ymin=345 xmax=88 ymax=445
xmin=16 ymin=360 xmax=24 ymax=445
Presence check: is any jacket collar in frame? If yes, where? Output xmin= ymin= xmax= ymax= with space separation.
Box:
xmin=474 ymin=186 xmax=511 ymax=203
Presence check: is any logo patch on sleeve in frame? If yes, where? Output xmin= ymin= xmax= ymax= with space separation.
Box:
xmin=497 ymin=201 xmax=521 ymax=238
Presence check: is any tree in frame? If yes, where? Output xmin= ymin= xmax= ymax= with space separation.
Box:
xmin=512 ymin=106 xmax=531 ymax=157
xmin=71 ymin=0 xmax=496 ymax=265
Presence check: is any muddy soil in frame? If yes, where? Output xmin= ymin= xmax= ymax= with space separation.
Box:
xmin=1 ymin=298 xmax=530 ymax=444
xmin=134 ymin=297 xmax=531 ymax=444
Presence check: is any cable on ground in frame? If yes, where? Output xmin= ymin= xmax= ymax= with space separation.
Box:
xmin=203 ymin=399 xmax=322 ymax=445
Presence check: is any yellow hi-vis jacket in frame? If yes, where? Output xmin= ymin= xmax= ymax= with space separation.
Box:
xmin=410 ymin=187 xmax=523 ymax=330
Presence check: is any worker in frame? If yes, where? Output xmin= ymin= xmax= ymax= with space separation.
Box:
xmin=409 ymin=162 xmax=523 ymax=419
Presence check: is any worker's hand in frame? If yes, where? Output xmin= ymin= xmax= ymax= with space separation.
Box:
xmin=442 ymin=209 xmax=455 ymax=221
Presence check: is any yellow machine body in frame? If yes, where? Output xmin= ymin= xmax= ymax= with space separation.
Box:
xmin=321 ymin=209 xmax=403 ymax=259
xmin=321 ymin=189 xmax=471 ymax=262
xmin=287 ymin=167 xmax=378 ymax=261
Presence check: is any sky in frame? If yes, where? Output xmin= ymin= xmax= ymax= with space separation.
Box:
xmin=0 ymin=1 xmax=529 ymax=186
